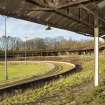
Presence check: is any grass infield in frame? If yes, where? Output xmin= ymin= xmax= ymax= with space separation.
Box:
xmin=0 ymin=62 xmax=54 ymax=81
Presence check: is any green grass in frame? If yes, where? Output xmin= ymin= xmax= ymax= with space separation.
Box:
xmin=0 ymin=62 xmax=53 ymax=81
xmin=0 ymin=55 xmax=105 ymax=105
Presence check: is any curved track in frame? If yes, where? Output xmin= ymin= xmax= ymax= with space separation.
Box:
xmin=0 ymin=61 xmax=81 ymax=96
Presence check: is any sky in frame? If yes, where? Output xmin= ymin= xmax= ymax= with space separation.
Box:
xmin=0 ymin=15 xmax=93 ymax=41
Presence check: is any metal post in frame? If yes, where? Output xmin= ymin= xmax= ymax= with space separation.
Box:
xmin=4 ymin=16 xmax=8 ymax=80
xmin=94 ymin=16 xmax=99 ymax=87
xmin=24 ymin=36 xmax=29 ymax=64
xmin=24 ymin=36 xmax=27 ymax=64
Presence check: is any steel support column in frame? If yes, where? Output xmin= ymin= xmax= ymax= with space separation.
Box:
xmin=94 ymin=16 xmax=99 ymax=87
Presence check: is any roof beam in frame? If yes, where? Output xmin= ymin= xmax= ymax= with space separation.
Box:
xmin=26 ymin=0 xmax=46 ymax=7
xmin=26 ymin=0 xmax=94 ymax=29
xmin=54 ymin=9 xmax=93 ymax=29
xmin=80 ymin=4 xmax=105 ymax=32
xmin=26 ymin=0 xmax=52 ymax=8
xmin=28 ymin=7 xmax=54 ymax=11
xmin=80 ymin=4 xmax=105 ymax=23
xmin=26 ymin=0 xmax=93 ymax=9
xmin=26 ymin=0 xmax=55 ymax=11
xmin=57 ymin=0 xmax=94 ymax=9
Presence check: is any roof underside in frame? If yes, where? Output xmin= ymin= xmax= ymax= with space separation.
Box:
xmin=0 ymin=0 xmax=105 ymax=37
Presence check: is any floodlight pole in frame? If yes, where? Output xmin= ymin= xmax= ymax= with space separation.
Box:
xmin=4 ymin=16 xmax=8 ymax=80
xmin=94 ymin=16 xmax=99 ymax=87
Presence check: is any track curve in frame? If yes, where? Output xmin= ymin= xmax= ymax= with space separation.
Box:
xmin=0 ymin=61 xmax=81 ymax=97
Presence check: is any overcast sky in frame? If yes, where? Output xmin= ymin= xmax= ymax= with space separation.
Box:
xmin=0 ymin=15 xmax=93 ymax=41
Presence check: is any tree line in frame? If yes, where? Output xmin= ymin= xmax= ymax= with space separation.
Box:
xmin=0 ymin=36 xmax=96 ymax=51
